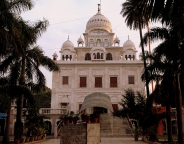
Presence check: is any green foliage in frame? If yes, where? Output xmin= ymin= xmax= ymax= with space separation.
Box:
xmin=23 ymin=104 xmax=47 ymax=137
xmin=34 ymin=86 xmax=51 ymax=109
xmin=73 ymin=115 xmax=79 ymax=120
xmin=114 ymin=88 xmax=146 ymax=121
xmin=81 ymin=113 xmax=89 ymax=119
xmin=114 ymin=88 xmax=164 ymax=134
xmin=0 ymin=93 xmax=10 ymax=113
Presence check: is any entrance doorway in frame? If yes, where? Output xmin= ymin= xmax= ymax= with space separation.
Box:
xmin=93 ymin=107 xmax=107 ymax=114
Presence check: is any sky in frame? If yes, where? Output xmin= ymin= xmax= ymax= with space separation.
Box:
xmin=21 ymin=0 xmax=160 ymax=88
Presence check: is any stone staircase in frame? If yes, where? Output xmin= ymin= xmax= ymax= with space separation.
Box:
xmin=99 ymin=114 xmax=132 ymax=137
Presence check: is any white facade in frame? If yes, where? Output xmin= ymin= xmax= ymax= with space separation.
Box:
xmin=51 ymin=6 xmax=145 ymax=114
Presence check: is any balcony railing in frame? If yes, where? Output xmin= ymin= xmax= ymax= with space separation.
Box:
xmin=39 ymin=108 xmax=69 ymax=115
xmin=12 ymin=108 xmax=70 ymax=115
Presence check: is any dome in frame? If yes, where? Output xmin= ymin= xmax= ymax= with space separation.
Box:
xmin=114 ymin=36 xmax=120 ymax=43
xmin=77 ymin=36 xmax=84 ymax=43
xmin=123 ymin=39 xmax=135 ymax=50
xmin=62 ymin=37 xmax=74 ymax=50
xmin=86 ymin=11 xmax=112 ymax=33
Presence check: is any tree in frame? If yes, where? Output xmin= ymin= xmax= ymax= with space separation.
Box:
xmin=142 ymin=55 xmax=175 ymax=142
xmin=142 ymin=26 xmax=183 ymax=143
xmin=0 ymin=76 xmax=34 ymax=142
xmin=34 ymin=86 xmax=51 ymax=109
xmin=114 ymin=89 xmax=147 ymax=128
xmin=0 ymin=17 xmax=59 ymax=140
xmin=121 ymin=0 xmax=150 ymax=99
xmin=0 ymin=0 xmax=34 ymax=56
xmin=114 ymin=88 xmax=164 ymax=139
xmin=0 ymin=45 xmax=59 ymax=140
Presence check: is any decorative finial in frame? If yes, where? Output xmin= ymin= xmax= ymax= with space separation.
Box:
xmin=98 ymin=4 xmax=101 ymax=13
xmin=128 ymin=35 xmax=129 ymax=40
xmin=68 ymin=35 xmax=69 ymax=40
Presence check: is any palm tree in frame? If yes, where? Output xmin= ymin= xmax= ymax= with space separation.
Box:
xmin=0 ymin=0 xmax=34 ymax=56
xmin=142 ymin=26 xmax=183 ymax=143
xmin=0 ymin=17 xmax=59 ymax=139
xmin=0 ymin=45 xmax=59 ymax=140
xmin=0 ymin=76 xmax=34 ymax=142
xmin=121 ymin=0 xmax=150 ymax=99
xmin=142 ymin=54 xmax=175 ymax=142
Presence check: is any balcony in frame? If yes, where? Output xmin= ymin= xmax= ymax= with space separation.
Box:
xmin=39 ymin=108 xmax=69 ymax=115
xmin=11 ymin=108 xmax=70 ymax=116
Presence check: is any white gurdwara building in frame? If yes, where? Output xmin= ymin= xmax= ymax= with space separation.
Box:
xmin=51 ymin=6 xmax=145 ymax=115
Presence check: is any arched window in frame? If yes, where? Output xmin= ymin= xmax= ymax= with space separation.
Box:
xmin=101 ymin=53 xmax=104 ymax=59
xmin=125 ymin=55 xmax=128 ymax=60
xmin=128 ymin=55 xmax=131 ymax=60
xmin=70 ymin=55 xmax=72 ymax=60
xmin=62 ymin=55 xmax=65 ymax=60
xmin=66 ymin=55 xmax=69 ymax=60
xmin=132 ymin=55 xmax=135 ymax=60
xmin=97 ymin=52 xmax=100 ymax=59
xmin=85 ymin=53 xmax=91 ymax=60
xmin=93 ymin=53 xmax=96 ymax=59
xmin=106 ymin=53 xmax=112 ymax=60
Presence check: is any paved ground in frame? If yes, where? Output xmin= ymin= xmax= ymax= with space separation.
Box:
xmin=0 ymin=136 xmax=152 ymax=144
xmin=34 ymin=137 xmax=149 ymax=144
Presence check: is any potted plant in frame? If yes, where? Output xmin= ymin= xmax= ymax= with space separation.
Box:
xmin=81 ymin=113 xmax=90 ymax=123
xmin=63 ymin=115 xmax=69 ymax=125
xmin=68 ymin=115 xmax=73 ymax=123
xmin=73 ymin=115 xmax=79 ymax=124
xmin=90 ymin=113 xmax=99 ymax=123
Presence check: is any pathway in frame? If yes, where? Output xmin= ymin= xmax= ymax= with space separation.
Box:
xmin=35 ymin=137 xmax=149 ymax=144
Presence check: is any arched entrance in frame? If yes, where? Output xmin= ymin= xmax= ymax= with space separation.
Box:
xmin=79 ymin=92 xmax=113 ymax=113
xmin=44 ymin=121 xmax=52 ymax=135
xmin=0 ymin=119 xmax=5 ymax=136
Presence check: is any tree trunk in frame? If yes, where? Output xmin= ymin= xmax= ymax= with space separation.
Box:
xmin=175 ymin=72 xmax=183 ymax=144
xmin=15 ymin=57 xmax=26 ymax=140
xmin=138 ymin=19 xmax=150 ymax=100
xmin=3 ymin=97 xmax=11 ymax=142
xmin=166 ymin=103 xmax=173 ymax=142
xmin=146 ymin=22 xmax=154 ymax=92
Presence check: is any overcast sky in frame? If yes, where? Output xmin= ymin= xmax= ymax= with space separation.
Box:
xmin=21 ymin=0 xmax=160 ymax=88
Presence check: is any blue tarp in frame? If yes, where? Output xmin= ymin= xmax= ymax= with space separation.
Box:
xmin=0 ymin=113 xmax=7 ymax=118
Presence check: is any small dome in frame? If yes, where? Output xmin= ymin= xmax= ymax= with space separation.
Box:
xmin=114 ymin=36 xmax=120 ymax=43
xmin=123 ymin=39 xmax=135 ymax=50
xmin=86 ymin=8 xmax=112 ymax=33
xmin=77 ymin=36 xmax=84 ymax=43
xmin=114 ymin=36 xmax=120 ymax=41
xmin=62 ymin=37 xmax=74 ymax=50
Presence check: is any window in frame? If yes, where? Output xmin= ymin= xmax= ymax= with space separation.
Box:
xmin=80 ymin=77 xmax=86 ymax=87
xmin=61 ymin=103 xmax=68 ymax=108
xmin=85 ymin=53 xmax=91 ymax=60
xmin=106 ymin=53 xmax=112 ymax=60
xmin=62 ymin=76 xmax=68 ymax=85
xmin=112 ymin=104 xmax=118 ymax=112
xmin=95 ymin=77 xmax=102 ymax=87
xmin=110 ymin=77 xmax=117 ymax=87
xmin=97 ymin=52 xmax=100 ymax=59
xmin=128 ymin=76 xmax=135 ymax=84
